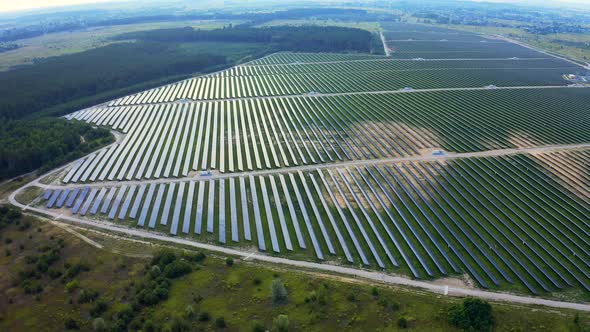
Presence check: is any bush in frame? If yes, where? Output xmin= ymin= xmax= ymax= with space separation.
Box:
xmin=48 ymin=267 xmax=62 ymax=279
xmin=271 ymin=279 xmax=288 ymax=304
xmin=448 ymin=298 xmax=495 ymax=332
xmin=152 ymin=250 xmax=177 ymax=267
xmin=252 ymin=321 xmax=265 ymax=332
xmin=93 ymin=317 xmax=107 ymax=332
xmin=273 ymin=314 xmax=290 ymax=332
xmin=184 ymin=304 xmax=195 ymax=319
xmin=215 ymin=317 xmax=226 ymax=328
xmin=163 ymin=260 xmax=192 ymax=278
xmin=66 ymin=279 xmax=79 ymax=293
xmin=22 ymin=279 xmax=43 ymax=294
xmin=64 ymin=317 xmax=80 ymax=330
xmin=371 ymin=287 xmax=379 ymax=297
xmin=90 ymin=299 xmax=108 ymax=317
xmin=397 ymin=317 xmax=408 ymax=329
xmin=64 ymin=261 xmax=90 ymax=278
xmin=150 ymin=265 xmax=161 ymax=278
xmin=78 ymin=288 xmax=99 ymax=303
xmin=225 ymin=257 xmax=234 ymax=267
xmin=182 ymin=251 xmax=206 ymax=263
xmin=198 ymin=311 xmax=210 ymax=322
xmin=170 ymin=317 xmax=190 ymax=332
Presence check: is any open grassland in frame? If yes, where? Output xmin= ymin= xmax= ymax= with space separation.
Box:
xmin=1 ymin=215 xmax=589 ymax=331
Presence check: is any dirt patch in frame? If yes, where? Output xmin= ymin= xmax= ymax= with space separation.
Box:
xmin=533 ymin=151 xmax=590 ymax=200
xmin=431 ymin=274 xmax=475 ymax=289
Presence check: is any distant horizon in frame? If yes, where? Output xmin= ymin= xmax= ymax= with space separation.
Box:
xmin=0 ymin=0 xmax=589 ymax=14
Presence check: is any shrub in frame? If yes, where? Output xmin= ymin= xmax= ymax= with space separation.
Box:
xmin=64 ymin=317 xmax=80 ymax=330
xmin=66 ymin=279 xmax=79 ymax=293
xmin=22 ymin=279 xmax=43 ymax=294
xmin=371 ymin=287 xmax=379 ymax=297
xmin=150 ymin=265 xmax=161 ymax=278
xmin=48 ymin=267 xmax=62 ymax=279
xmin=152 ymin=250 xmax=177 ymax=267
xmin=251 ymin=321 xmax=265 ymax=332
xmin=271 ymin=279 xmax=288 ymax=304
xmin=78 ymin=288 xmax=99 ymax=303
xmin=170 ymin=317 xmax=190 ymax=332
xmin=163 ymin=260 xmax=192 ymax=278
xmin=225 ymin=257 xmax=234 ymax=267
xmin=397 ymin=317 xmax=408 ymax=329
xmin=198 ymin=311 xmax=210 ymax=322
xmin=253 ymin=277 xmax=262 ymax=285
xmin=448 ymin=298 xmax=494 ymax=332
xmin=184 ymin=304 xmax=195 ymax=319
xmin=183 ymin=251 xmax=206 ymax=262
xmin=273 ymin=314 xmax=290 ymax=332
xmin=90 ymin=299 xmax=108 ymax=317
xmin=215 ymin=317 xmax=226 ymax=328
xmin=93 ymin=317 xmax=107 ymax=332
xmin=64 ymin=261 xmax=90 ymax=278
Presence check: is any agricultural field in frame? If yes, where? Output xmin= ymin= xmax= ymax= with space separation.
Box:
xmin=14 ymin=22 xmax=590 ymax=300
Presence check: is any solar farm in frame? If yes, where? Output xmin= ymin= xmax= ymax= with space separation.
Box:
xmin=17 ymin=24 xmax=590 ymax=295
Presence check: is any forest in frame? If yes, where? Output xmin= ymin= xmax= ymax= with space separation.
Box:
xmin=115 ymin=26 xmax=375 ymax=53
xmin=0 ymin=119 xmax=113 ymax=180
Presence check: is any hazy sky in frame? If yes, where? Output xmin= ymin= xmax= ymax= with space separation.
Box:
xmin=0 ymin=0 xmax=122 ymax=13
xmin=1 ymin=0 xmax=589 ymax=13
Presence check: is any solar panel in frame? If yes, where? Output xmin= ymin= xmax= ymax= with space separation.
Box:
xmin=90 ymin=188 xmax=108 ymax=215
xmin=288 ymin=173 xmax=323 ymax=260
xmin=195 ymin=180 xmax=206 ymax=234
xmin=308 ymin=173 xmax=352 ymax=261
xmin=137 ymin=184 xmax=156 ymax=226
xmin=239 ymin=176 xmax=251 ymax=240
xmin=79 ymin=188 xmax=99 ymax=216
xmin=160 ymin=183 xmax=176 ymax=226
xmin=56 ymin=189 xmax=71 ymax=208
xmin=71 ymin=187 xmax=90 ymax=214
xmin=129 ymin=184 xmax=147 ymax=219
xmin=118 ymin=185 xmax=137 ymax=220
xmin=100 ymin=187 xmax=117 ymax=214
xmin=298 ymin=171 xmax=335 ymax=255
xmin=249 ymin=175 xmax=266 ymax=251
xmin=170 ymin=182 xmax=185 ymax=235
xmin=108 ymin=186 xmax=128 ymax=220
xmin=229 ymin=178 xmax=238 ymax=242
xmin=260 ymin=176 xmax=279 ymax=252
xmin=278 ymin=174 xmax=305 ymax=249
xmin=65 ymin=188 xmax=80 ymax=208
xmin=206 ymin=180 xmax=215 ymax=233
xmin=269 ymin=175 xmax=292 ymax=251
xmin=182 ymin=181 xmax=195 ymax=234
xmin=218 ymin=179 xmax=226 ymax=243
xmin=148 ymin=184 xmax=166 ymax=229
xmin=43 ymin=190 xmax=53 ymax=200
xmin=47 ymin=190 xmax=61 ymax=208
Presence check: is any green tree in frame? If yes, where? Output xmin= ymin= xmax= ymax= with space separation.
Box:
xmin=273 ymin=314 xmax=290 ymax=332
xmin=448 ymin=298 xmax=495 ymax=331
xmin=271 ymin=279 xmax=288 ymax=304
